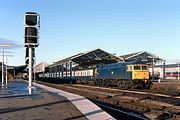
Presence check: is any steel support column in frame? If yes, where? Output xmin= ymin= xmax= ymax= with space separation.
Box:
xmin=2 ymin=46 xmax=4 ymax=86
xmin=178 ymin=64 xmax=179 ymax=80
xmin=59 ymin=65 xmax=61 ymax=78
xmin=70 ymin=61 xmax=72 ymax=79
xmin=5 ymin=56 xmax=8 ymax=85
xmin=152 ymin=57 xmax=155 ymax=81
xmin=61 ymin=64 xmax=64 ymax=78
xmin=14 ymin=67 xmax=16 ymax=79
xmin=52 ymin=67 xmax=54 ymax=78
xmin=55 ymin=66 xmax=57 ymax=78
xmin=28 ymin=47 xmax=33 ymax=94
xmin=48 ymin=67 xmax=50 ymax=78
xmin=163 ymin=61 xmax=166 ymax=80
xmin=50 ymin=67 xmax=52 ymax=78
xmin=66 ymin=63 xmax=68 ymax=79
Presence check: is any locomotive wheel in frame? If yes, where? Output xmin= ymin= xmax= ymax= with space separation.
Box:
xmin=101 ymin=80 xmax=105 ymax=86
xmin=138 ymin=81 xmax=144 ymax=89
xmin=131 ymin=81 xmax=137 ymax=89
xmin=123 ymin=81 xmax=131 ymax=89
xmin=123 ymin=82 xmax=128 ymax=89
xmin=97 ymin=80 xmax=102 ymax=86
xmin=104 ymin=81 xmax=110 ymax=87
xmin=131 ymin=81 xmax=138 ymax=89
xmin=88 ymin=81 xmax=94 ymax=86
xmin=99 ymin=80 xmax=103 ymax=86
xmin=96 ymin=80 xmax=99 ymax=85
xmin=76 ymin=80 xmax=81 ymax=84
xmin=144 ymin=81 xmax=153 ymax=89
xmin=117 ymin=81 xmax=124 ymax=89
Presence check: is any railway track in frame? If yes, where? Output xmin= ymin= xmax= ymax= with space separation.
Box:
xmin=65 ymin=84 xmax=180 ymax=99
xmin=36 ymin=81 xmax=180 ymax=120
xmin=92 ymin=100 xmax=149 ymax=120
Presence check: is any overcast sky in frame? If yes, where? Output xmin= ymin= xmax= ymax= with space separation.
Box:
xmin=0 ymin=0 xmax=180 ymax=66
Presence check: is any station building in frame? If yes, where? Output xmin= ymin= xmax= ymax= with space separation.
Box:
xmin=0 ymin=63 xmax=27 ymax=80
xmin=154 ymin=61 xmax=180 ymax=80
xmin=33 ymin=62 xmax=49 ymax=73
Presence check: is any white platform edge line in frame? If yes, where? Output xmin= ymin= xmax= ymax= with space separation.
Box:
xmin=33 ymin=82 xmax=116 ymax=120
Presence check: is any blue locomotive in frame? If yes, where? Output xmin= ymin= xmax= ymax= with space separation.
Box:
xmin=94 ymin=61 xmax=152 ymax=89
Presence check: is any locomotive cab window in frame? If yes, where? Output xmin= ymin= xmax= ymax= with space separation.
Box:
xmin=134 ymin=66 xmax=141 ymax=70
xmin=127 ymin=66 xmax=132 ymax=71
xmin=130 ymin=66 xmax=132 ymax=70
xmin=142 ymin=66 xmax=148 ymax=70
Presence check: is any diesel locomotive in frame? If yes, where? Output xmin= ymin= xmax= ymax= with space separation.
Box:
xmin=38 ymin=61 xmax=152 ymax=89
xmin=95 ymin=61 xmax=152 ymax=89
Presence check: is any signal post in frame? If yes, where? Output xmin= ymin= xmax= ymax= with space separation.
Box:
xmin=24 ymin=12 xmax=40 ymax=94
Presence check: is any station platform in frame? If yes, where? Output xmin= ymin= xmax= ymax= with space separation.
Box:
xmin=0 ymin=81 xmax=114 ymax=120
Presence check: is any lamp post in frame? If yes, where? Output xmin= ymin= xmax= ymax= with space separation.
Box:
xmin=33 ymin=56 xmax=36 ymax=83
xmin=0 ymin=44 xmax=14 ymax=87
xmin=178 ymin=63 xmax=179 ymax=80
xmin=5 ymin=55 xmax=13 ymax=85
xmin=163 ymin=60 xmax=166 ymax=80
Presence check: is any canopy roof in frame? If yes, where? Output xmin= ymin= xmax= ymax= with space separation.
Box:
xmin=53 ymin=48 xmax=124 ymax=67
xmin=120 ymin=51 xmax=164 ymax=63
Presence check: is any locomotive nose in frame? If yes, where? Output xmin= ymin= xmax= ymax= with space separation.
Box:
xmin=134 ymin=71 xmax=149 ymax=80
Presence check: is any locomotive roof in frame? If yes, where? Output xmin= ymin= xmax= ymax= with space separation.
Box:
xmin=99 ymin=60 xmax=146 ymax=68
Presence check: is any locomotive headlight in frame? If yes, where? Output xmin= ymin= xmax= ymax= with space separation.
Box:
xmin=134 ymin=73 xmax=137 ymax=78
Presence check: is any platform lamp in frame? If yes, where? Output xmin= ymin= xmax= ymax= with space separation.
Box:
xmin=4 ymin=55 xmax=13 ymax=86
xmin=24 ymin=12 xmax=40 ymax=94
xmin=177 ymin=63 xmax=180 ymax=80
xmin=0 ymin=44 xmax=14 ymax=87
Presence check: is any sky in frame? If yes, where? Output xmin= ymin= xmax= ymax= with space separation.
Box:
xmin=0 ymin=0 xmax=180 ymax=66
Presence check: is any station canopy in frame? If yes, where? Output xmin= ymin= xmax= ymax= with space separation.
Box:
xmin=0 ymin=63 xmax=27 ymax=73
xmin=72 ymin=48 xmax=124 ymax=66
xmin=53 ymin=48 xmax=124 ymax=67
xmin=120 ymin=51 xmax=164 ymax=64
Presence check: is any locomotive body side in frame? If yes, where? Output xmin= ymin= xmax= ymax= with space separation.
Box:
xmin=96 ymin=61 xmax=152 ymax=89
xmin=96 ymin=63 xmax=127 ymax=80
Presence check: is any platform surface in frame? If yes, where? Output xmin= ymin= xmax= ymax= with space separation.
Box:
xmin=0 ymin=81 xmax=115 ymax=120
xmin=34 ymin=82 xmax=115 ymax=120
